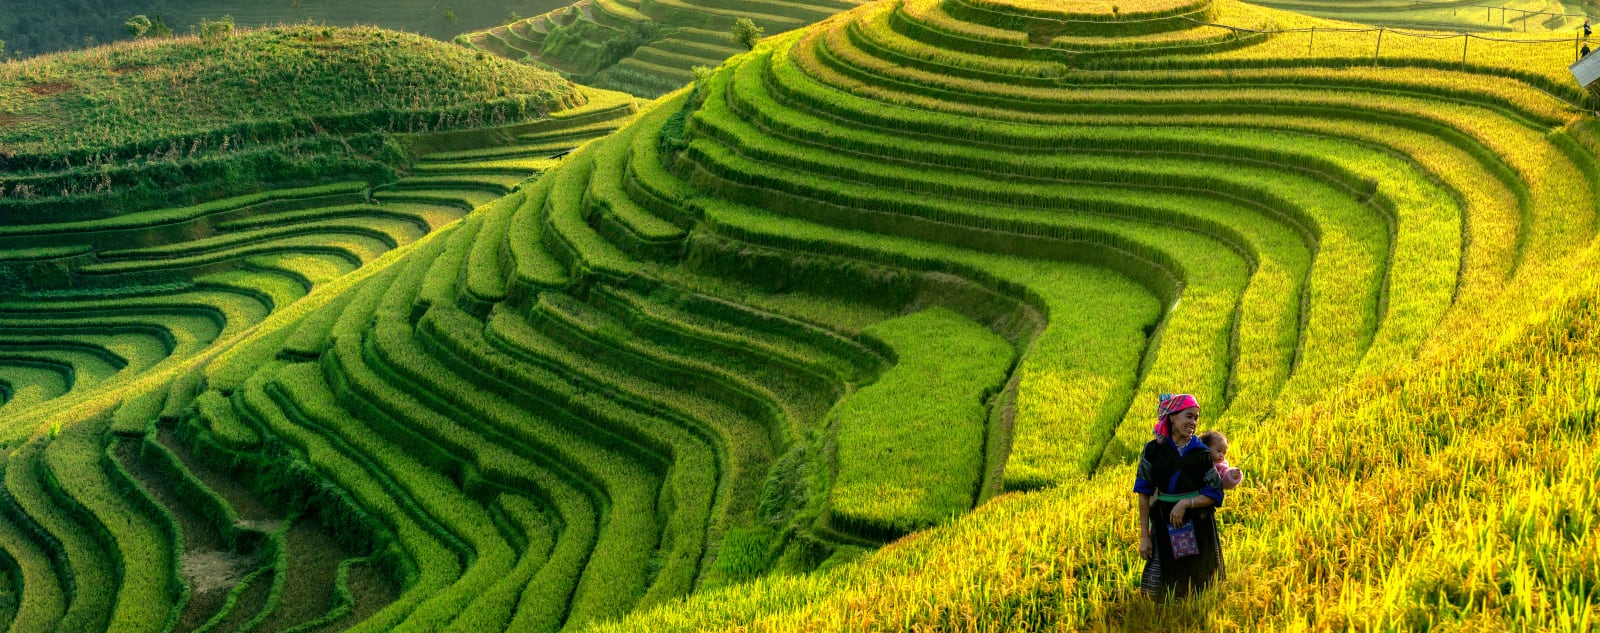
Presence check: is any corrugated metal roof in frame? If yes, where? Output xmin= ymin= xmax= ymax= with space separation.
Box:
xmin=1570 ymin=51 xmax=1600 ymax=87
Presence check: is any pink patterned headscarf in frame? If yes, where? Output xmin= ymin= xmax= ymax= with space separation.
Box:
xmin=1154 ymin=393 xmax=1199 ymax=439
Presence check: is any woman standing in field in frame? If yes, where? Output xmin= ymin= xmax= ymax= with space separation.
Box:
xmin=1134 ymin=393 xmax=1226 ymax=600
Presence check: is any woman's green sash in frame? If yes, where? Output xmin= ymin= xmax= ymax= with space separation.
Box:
xmin=1156 ymin=491 xmax=1199 ymax=503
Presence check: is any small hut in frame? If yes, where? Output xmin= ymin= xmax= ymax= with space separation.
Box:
xmin=1570 ymin=50 xmax=1600 ymax=100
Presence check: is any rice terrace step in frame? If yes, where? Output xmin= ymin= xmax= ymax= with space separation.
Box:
xmin=1 ymin=0 xmax=1598 ymax=630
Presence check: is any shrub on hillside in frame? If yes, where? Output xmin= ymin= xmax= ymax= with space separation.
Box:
xmin=197 ymin=15 xmax=235 ymax=42
xmin=730 ymin=18 xmax=763 ymax=50
xmin=125 ymin=15 xmax=152 ymax=38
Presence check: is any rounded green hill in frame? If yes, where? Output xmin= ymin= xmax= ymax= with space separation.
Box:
xmin=0 ymin=25 xmax=581 ymax=158
xmin=3 ymin=0 xmax=1599 ymax=630
xmin=0 ymin=25 xmax=591 ymax=222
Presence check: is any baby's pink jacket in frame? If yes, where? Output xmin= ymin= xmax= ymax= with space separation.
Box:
xmin=1215 ymin=461 xmax=1244 ymax=489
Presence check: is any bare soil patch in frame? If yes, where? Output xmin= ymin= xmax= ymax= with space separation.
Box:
xmin=183 ymin=549 xmax=257 ymax=595
xmin=26 ymin=81 xmax=74 ymax=96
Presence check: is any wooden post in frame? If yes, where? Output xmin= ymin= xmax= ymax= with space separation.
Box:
xmin=1309 ymin=26 xmax=1315 ymax=55
xmin=1462 ymin=34 xmax=1468 ymax=66
xmin=1374 ymin=27 xmax=1384 ymax=66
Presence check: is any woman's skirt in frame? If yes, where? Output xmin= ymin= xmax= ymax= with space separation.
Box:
xmin=1140 ymin=504 xmax=1223 ymax=600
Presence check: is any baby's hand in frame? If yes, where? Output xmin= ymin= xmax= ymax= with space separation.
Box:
xmin=1222 ymin=467 xmax=1243 ymax=489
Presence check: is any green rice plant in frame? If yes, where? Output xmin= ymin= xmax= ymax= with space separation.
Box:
xmin=110 ymin=381 xmax=168 ymax=437
xmin=195 ymin=391 xmax=259 ymax=450
xmin=1253 ymin=0 xmax=1584 ymax=32
xmin=196 ymin=269 xmax=313 ymax=316
xmin=381 ymin=307 xmax=669 ymax=626
xmin=321 ymin=318 xmax=601 ymax=632
xmin=943 ymin=0 xmax=1214 ymax=36
xmin=684 ymin=189 xmax=1162 ymax=489
xmin=595 ymin=283 xmax=885 ymax=388
xmin=542 ymin=288 xmax=831 ymax=435
xmin=101 ymin=218 xmax=418 ymax=262
xmin=504 ymin=171 xmax=573 ymax=307
xmin=3 ymin=436 xmax=117 ymax=632
xmin=708 ymin=53 xmax=1404 ymax=383
xmin=129 ymin=435 xmax=253 ymax=551
xmin=462 ymin=191 xmax=525 ymax=313
xmin=0 ymin=464 xmax=67 ymax=633
xmin=490 ymin=295 xmax=779 ymax=524
xmin=1 ymin=290 xmax=260 ymax=344
xmin=374 ymin=232 xmax=449 ymax=327
xmin=773 ymin=17 xmax=1586 ymax=379
xmin=464 ymin=0 xmax=858 ymax=98
xmin=429 ymin=302 xmax=718 ymax=608
xmin=160 ymin=364 xmax=205 ymax=423
xmin=586 ymin=121 xmax=690 ymax=258
xmin=679 ymin=122 xmax=1262 ymax=457
xmin=100 ymin=435 xmax=190 ymax=633
xmin=418 ymin=218 xmax=480 ymax=313
xmin=372 ymin=187 xmax=509 ymax=210
xmin=0 ymin=182 xmax=368 ymax=241
xmin=827 ymin=307 xmax=1012 ymax=539
xmin=80 ymin=234 xmax=391 ymax=278
xmin=441 ymin=494 xmax=564 ymax=633
xmin=188 ymin=515 xmax=291 ymax=633
xmin=621 ymin=101 xmax=701 ymax=229
xmin=381 ymin=174 xmax=522 ymax=195
xmin=650 ymin=36 xmax=743 ymax=59
xmin=809 ymin=7 xmax=1577 ymax=126
xmin=234 ymin=363 xmax=463 ymax=632
xmin=408 ymin=158 xmax=562 ymax=179
xmin=278 ymin=284 xmax=359 ymax=363
xmin=271 ymin=361 xmax=518 ymax=631
xmin=541 ymin=149 xmax=643 ymax=281
xmin=0 ymin=348 xmax=122 ymax=407
xmin=636 ymin=0 xmax=799 ymax=33
xmin=247 ymin=252 xmax=364 ymax=287
xmin=218 ymin=205 xmax=428 ymax=234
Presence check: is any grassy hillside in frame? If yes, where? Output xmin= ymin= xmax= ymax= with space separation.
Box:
xmin=0 ymin=0 xmax=574 ymax=59
xmin=0 ymin=25 xmax=587 ymax=222
xmin=2 ymin=0 xmax=1600 ymax=630
xmin=459 ymin=0 xmax=867 ymax=98
xmin=1256 ymin=0 xmax=1591 ymax=32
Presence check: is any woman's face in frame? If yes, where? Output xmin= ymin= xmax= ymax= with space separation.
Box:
xmin=1170 ymin=407 xmax=1200 ymax=439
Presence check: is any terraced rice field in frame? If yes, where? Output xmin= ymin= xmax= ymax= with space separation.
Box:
xmin=0 ymin=84 xmax=639 ymax=631
xmin=460 ymin=0 xmax=867 ymax=97
xmin=0 ymin=91 xmax=635 ymax=434
xmin=3 ymin=0 xmax=1600 ymax=630
xmin=1255 ymin=0 xmax=1589 ymax=32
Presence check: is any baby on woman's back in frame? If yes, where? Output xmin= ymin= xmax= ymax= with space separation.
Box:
xmin=1199 ymin=430 xmax=1244 ymax=490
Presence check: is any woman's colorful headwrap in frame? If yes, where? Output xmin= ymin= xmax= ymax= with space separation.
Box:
xmin=1154 ymin=393 xmax=1199 ymax=438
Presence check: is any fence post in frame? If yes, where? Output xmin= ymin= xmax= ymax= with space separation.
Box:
xmin=1374 ymin=27 xmax=1384 ymax=66
xmin=1462 ymin=34 xmax=1468 ymax=66
xmin=1309 ymin=26 xmax=1315 ymax=55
